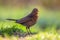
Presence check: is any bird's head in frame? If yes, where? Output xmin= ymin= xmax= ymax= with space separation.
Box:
xmin=31 ymin=8 xmax=38 ymax=15
xmin=32 ymin=8 xmax=38 ymax=13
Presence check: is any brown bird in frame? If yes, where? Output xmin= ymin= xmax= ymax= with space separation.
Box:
xmin=7 ymin=8 xmax=38 ymax=34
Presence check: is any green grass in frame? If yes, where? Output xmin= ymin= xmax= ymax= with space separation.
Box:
xmin=0 ymin=32 xmax=60 ymax=40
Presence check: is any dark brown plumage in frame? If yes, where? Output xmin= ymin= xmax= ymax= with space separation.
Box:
xmin=7 ymin=8 xmax=38 ymax=34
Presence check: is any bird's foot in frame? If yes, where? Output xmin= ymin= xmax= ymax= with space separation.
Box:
xmin=27 ymin=32 xmax=33 ymax=35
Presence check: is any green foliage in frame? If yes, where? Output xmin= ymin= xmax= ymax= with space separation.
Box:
xmin=0 ymin=25 xmax=24 ymax=36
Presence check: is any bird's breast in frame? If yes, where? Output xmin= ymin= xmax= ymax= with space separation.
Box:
xmin=32 ymin=15 xmax=38 ymax=22
xmin=27 ymin=15 xmax=38 ymax=26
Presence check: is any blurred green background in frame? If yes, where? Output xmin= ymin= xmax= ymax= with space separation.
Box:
xmin=0 ymin=0 xmax=60 ymax=36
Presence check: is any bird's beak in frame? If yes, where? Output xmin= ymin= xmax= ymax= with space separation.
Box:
xmin=38 ymin=10 xmax=39 ymax=12
xmin=38 ymin=11 xmax=39 ymax=12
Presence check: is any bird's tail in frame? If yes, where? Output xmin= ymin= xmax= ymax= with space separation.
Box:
xmin=6 ymin=19 xmax=17 ymax=21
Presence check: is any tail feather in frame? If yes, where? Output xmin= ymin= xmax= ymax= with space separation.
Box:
xmin=6 ymin=19 xmax=17 ymax=21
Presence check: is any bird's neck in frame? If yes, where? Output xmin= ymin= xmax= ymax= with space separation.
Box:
xmin=31 ymin=11 xmax=38 ymax=16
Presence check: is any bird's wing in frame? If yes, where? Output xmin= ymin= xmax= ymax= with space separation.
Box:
xmin=16 ymin=16 xmax=32 ymax=23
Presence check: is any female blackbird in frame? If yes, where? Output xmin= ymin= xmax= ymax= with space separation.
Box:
xmin=7 ymin=8 xmax=38 ymax=34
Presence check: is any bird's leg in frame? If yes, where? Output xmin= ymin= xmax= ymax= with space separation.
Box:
xmin=26 ymin=27 xmax=30 ymax=34
xmin=26 ymin=27 xmax=32 ymax=35
xmin=29 ymin=28 xmax=32 ymax=34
